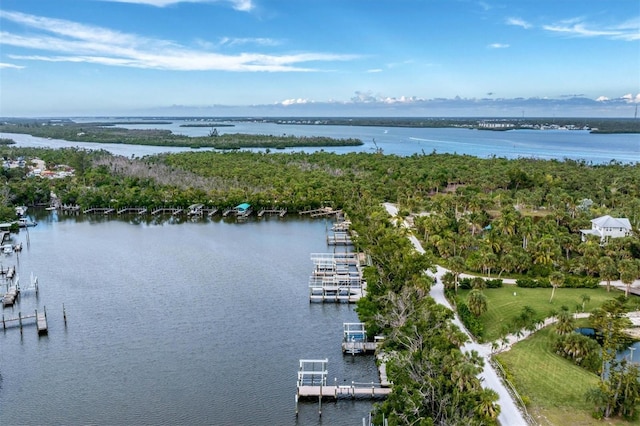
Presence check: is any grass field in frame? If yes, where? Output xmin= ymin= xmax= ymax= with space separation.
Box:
xmin=495 ymin=325 xmax=631 ymax=426
xmin=457 ymin=285 xmax=633 ymax=342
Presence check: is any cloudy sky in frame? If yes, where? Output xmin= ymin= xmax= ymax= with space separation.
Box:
xmin=0 ymin=0 xmax=638 ymax=117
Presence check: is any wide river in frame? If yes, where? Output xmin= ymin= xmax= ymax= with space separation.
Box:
xmin=0 ymin=211 xmax=378 ymax=425
xmin=2 ymin=119 xmax=638 ymax=163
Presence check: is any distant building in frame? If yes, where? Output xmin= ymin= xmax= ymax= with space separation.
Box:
xmin=478 ymin=121 xmax=515 ymax=129
xmin=580 ymin=215 xmax=632 ymax=243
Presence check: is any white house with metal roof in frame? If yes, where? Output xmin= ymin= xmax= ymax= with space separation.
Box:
xmin=580 ymin=215 xmax=632 ymax=243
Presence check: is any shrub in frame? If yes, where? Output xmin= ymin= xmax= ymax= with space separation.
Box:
xmin=457 ymin=299 xmax=484 ymax=338
xmin=485 ymin=278 xmax=503 ymax=288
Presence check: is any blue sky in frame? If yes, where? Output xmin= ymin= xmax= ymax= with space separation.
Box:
xmin=0 ymin=0 xmax=638 ymax=117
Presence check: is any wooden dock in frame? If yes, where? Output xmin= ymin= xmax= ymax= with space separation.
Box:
xmin=257 ymin=207 xmax=287 ymax=217
xmin=297 ymin=384 xmax=391 ymax=399
xmin=2 ymin=285 xmax=19 ymax=307
xmin=299 ymin=207 xmax=343 ymax=217
xmin=295 ymin=358 xmax=391 ymax=416
xmin=83 ymin=207 xmax=115 ymax=215
xmin=36 ymin=309 xmax=48 ymax=335
xmin=327 ymin=231 xmax=353 ymax=245
xmin=151 ymin=207 xmax=183 ymax=215
xmin=117 ymin=207 xmax=148 ymax=215
xmin=1 ymin=307 xmax=48 ymax=335
xmin=308 ymin=252 xmax=366 ymax=303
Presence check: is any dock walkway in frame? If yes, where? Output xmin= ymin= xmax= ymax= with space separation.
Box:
xmin=258 ymin=207 xmax=287 ymax=217
xmin=1 ymin=307 xmax=48 ymax=335
xmin=83 ymin=207 xmax=115 ymax=214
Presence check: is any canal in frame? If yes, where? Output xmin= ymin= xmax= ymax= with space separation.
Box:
xmin=0 ymin=210 xmax=378 ymax=425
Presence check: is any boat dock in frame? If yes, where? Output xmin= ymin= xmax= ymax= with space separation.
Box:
xmin=1 ymin=307 xmax=48 ymax=335
xmin=257 ymin=207 xmax=287 ymax=217
xmin=295 ymin=359 xmax=391 ymax=416
xmin=308 ymin=252 xmax=366 ymax=303
xmin=299 ymin=207 xmax=343 ymax=217
xmin=151 ymin=207 xmax=184 ymax=215
xmin=2 ymin=285 xmax=19 ymax=307
xmin=327 ymin=231 xmax=352 ymax=245
xmin=341 ymin=323 xmax=384 ymax=355
xmin=117 ymin=207 xmax=148 ymax=215
xmin=83 ymin=207 xmax=115 ymax=215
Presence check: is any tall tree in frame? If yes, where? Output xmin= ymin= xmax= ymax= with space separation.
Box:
xmin=549 ymin=271 xmax=565 ymax=303
xmin=619 ymin=258 xmax=640 ymax=297
xmin=598 ymin=256 xmax=618 ymax=292
xmin=467 ymin=290 xmax=488 ymax=317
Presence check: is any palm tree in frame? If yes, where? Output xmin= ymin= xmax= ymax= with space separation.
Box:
xmin=555 ymin=310 xmax=575 ymax=335
xmin=549 ymin=271 xmax=565 ymax=303
xmin=598 ymin=256 xmax=618 ymax=292
xmin=474 ymin=388 xmax=501 ymax=422
xmin=619 ymin=258 xmax=640 ymax=297
xmin=467 ymin=289 xmax=488 ymax=317
xmin=448 ymin=255 xmax=465 ymax=293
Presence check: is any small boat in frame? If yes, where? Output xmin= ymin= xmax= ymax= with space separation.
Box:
xmin=2 ymin=244 xmax=13 ymax=254
xmin=17 ymin=218 xmax=37 ymax=227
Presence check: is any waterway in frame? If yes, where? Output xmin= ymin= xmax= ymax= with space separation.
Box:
xmin=0 ymin=211 xmax=378 ymax=425
xmin=2 ymin=119 xmax=638 ymax=163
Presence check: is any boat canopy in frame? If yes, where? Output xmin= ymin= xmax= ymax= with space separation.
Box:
xmin=235 ymin=203 xmax=251 ymax=212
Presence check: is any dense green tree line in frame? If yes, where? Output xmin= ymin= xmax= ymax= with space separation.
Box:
xmin=0 ymin=122 xmax=363 ymax=149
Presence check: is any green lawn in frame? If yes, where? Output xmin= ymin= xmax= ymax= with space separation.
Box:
xmin=495 ymin=325 xmax=631 ymax=426
xmin=457 ymin=286 xmax=628 ymax=342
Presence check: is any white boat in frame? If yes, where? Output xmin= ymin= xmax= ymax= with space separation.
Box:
xmin=2 ymin=244 xmax=13 ymax=254
xmin=17 ymin=217 xmax=37 ymax=227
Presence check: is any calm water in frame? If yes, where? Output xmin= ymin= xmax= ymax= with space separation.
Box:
xmin=0 ymin=212 xmax=378 ymax=425
xmin=2 ymin=120 xmax=639 ymax=163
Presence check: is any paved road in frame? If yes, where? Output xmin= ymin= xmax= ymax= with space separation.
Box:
xmin=384 ymin=203 xmax=529 ymax=426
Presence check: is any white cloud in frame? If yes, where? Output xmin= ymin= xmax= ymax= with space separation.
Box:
xmin=0 ymin=62 xmax=25 ymax=69
xmin=0 ymin=10 xmax=358 ymax=72
xmin=488 ymin=43 xmax=509 ymax=49
xmin=596 ymin=96 xmax=609 ymax=102
xmin=621 ymin=93 xmax=640 ymax=103
xmin=506 ymin=17 xmax=532 ymax=29
xmin=543 ymin=17 xmax=640 ymax=41
xmin=366 ymin=68 xmax=383 ymax=73
xmin=280 ymin=98 xmax=310 ymax=106
xmin=100 ymin=0 xmax=255 ymax=12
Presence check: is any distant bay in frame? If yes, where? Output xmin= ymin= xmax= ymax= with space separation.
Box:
xmin=2 ymin=119 xmax=639 ymax=163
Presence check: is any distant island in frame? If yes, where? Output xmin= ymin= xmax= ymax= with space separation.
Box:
xmin=0 ymin=119 xmax=362 ymax=149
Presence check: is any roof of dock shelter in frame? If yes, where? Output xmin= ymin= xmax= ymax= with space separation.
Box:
xmin=235 ymin=203 xmax=251 ymax=211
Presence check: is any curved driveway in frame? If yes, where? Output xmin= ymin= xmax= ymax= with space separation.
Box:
xmin=384 ymin=203 xmax=528 ymax=426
